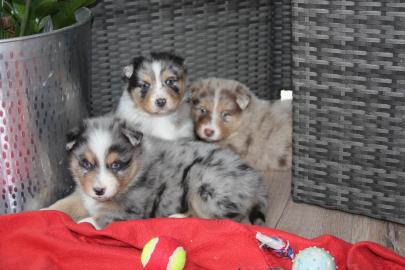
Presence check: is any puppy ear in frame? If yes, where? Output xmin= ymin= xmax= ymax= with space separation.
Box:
xmin=175 ymin=54 xmax=185 ymax=65
xmin=120 ymin=124 xmax=143 ymax=146
xmin=188 ymin=82 xmax=197 ymax=97
xmin=66 ymin=124 xmax=85 ymax=151
xmin=122 ymin=56 xmax=145 ymax=80
xmin=235 ymin=83 xmax=251 ymax=110
xmin=186 ymin=82 xmax=198 ymax=105
xmin=169 ymin=53 xmax=185 ymax=67
xmin=122 ymin=64 xmax=134 ymax=79
xmin=189 ymin=80 xmax=204 ymax=98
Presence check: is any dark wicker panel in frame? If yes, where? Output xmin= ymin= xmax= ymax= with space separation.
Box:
xmin=89 ymin=0 xmax=292 ymax=116
xmin=292 ymin=0 xmax=405 ymax=224
xmin=270 ymin=0 xmax=292 ymax=93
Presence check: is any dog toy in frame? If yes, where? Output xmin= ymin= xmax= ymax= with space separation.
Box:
xmin=141 ymin=236 xmax=186 ymax=270
xmin=292 ymin=247 xmax=336 ymax=270
xmin=256 ymin=232 xmax=295 ymax=259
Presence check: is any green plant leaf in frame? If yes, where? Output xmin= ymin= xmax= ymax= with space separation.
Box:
xmin=12 ymin=0 xmax=26 ymax=4
xmin=32 ymin=0 xmax=59 ymax=19
xmin=51 ymin=10 xmax=75 ymax=29
xmin=20 ymin=0 xmax=60 ymax=36
xmin=1 ymin=1 xmax=20 ymax=25
xmin=37 ymin=15 xmax=51 ymax=30
xmin=17 ymin=0 xmax=31 ymax=36
xmin=1 ymin=1 xmax=24 ymax=38
xmin=2 ymin=0 xmax=97 ymax=38
xmin=25 ymin=17 xmax=38 ymax=35
xmin=52 ymin=0 xmax=97 ymax=29
xmin=60 ymin=0 xmax=97 ymax=12
xmin=1 ymin=0 xmax=15 ymax=15
xmin=11 ymin=2 xmax=25 ymax=20
xmin=31 ymin=0 xmax=60 ymax=33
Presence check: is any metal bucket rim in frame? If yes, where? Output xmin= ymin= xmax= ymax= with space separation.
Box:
xmin=0 ymin=7 xmax=91 ymax=44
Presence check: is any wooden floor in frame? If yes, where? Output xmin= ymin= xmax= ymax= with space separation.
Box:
xmin=264 ymin=170 xmax=405 ymax=257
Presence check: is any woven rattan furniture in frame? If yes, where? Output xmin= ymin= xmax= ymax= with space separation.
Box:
xmin=90 ymin=0 xmax=405 ymax=224
xmin=291 ymin=0 xmax=405 ymax=224
xmin=89 ymin=0 xmax=292 ymax=116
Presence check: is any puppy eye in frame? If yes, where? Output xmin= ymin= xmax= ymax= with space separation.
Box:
xmin=110 ymin=160 xmax=129 ymax=172
xmin=139 ymin=82 xmax=150 ymax=91
xmin=165 ymin=78 xmax=177 ymax=86
xmin=111 ymin=161 xmax=123 ymax=171
xmin=198 ymin=107 xmax=208 ymax=115
xmin=221 ymin=111 xmax=231 ymax=121
xmin=80 ymin=159 xmax=94 ymax=170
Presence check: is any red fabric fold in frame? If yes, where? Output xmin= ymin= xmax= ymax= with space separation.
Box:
xmin=0 ymin=211 xmax=403 ymax=270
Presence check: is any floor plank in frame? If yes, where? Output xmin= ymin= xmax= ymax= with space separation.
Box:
xmin=351 ymin=215 xmax=388 ymax=246
xmin=264 ymin=170 xmax=291 ymax=228
xmin=387 ymin=223 xmax=405 ymax=256
xmin=263 ymin=169 xmax=405 ymax=257
xmin=275 ymin=198 xmax=354 ymax=242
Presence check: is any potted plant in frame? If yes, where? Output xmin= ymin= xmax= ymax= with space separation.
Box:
xmin=0 ymin=0 xmax=95 ymax=214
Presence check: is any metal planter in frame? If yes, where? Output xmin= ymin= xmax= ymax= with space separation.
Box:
xmin=0 ymin=8 xmax=91 ymax=213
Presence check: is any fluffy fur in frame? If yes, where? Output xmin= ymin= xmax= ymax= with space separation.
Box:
xmin=115 ymin=52 xmax=194 ymax=140
xmin=190 ymin=77 xmax=292 ymax=172
xmin=46 ymin=53 xmax=194 ymax=218
xmin=66 ymin=116 xmax=268 ymax=229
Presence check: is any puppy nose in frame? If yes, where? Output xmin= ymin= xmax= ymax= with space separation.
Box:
xmin=93 ymin=187 xmax=105 ymax=196
xmin=155 ymin=98 xmax=167 ymax=108
xmin=204 ymin=128 xmax=215 ymax=137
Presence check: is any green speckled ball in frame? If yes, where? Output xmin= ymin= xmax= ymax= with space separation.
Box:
xmin=292 ymin=247 xmax=336 ymax=270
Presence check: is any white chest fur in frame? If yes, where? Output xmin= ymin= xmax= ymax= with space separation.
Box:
xmin=149 ymin=115 xmax=192 ymax=140
xmin=116 ymin=91 xmax=194 ymax=140
xmin=81 ymin=194 xmax=99 ymax=216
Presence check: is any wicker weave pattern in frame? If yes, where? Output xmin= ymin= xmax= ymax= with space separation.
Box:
xmin=292 ymin=0 xmax=405 ymax=224
xmin=89 ymin=0 xmax=292 ymax=116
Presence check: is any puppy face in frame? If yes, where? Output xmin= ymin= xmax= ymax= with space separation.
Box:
xmin=66 ymin=118 xmax=143 ymax=201
xmin=123 ymin=52 xmax=187 ymax=115
xmin=190 ymin=78 xmax=251 ymax=142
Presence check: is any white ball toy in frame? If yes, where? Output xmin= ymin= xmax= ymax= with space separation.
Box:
xmin=292 ymin=247 xmax=336 ymax=270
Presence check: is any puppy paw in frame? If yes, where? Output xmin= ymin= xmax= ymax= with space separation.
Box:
xmin=78 ymin=217 xmax=101 ymax=230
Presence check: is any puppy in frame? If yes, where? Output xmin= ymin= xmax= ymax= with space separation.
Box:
xmin=115 ymin=52 xmax=194 ymax=140
xmin=190 ymin=78 xmax=292 ymax=173
xmin=67 ymin=116 xmax=268 ymax=229
xmin=46 ymin=52 xmax=194 ymax=219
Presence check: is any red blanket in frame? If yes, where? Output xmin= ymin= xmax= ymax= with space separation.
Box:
xmin=0 ymin=211 xmax=404 ymax=270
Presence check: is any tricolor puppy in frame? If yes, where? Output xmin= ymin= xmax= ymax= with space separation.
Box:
xmin=115 ymin=52 xmax=194 ymax=140
xmin=190 ymin=78 xmax=292 ymax=173
xmin=67 ymin=116 xmax=268 ymax=229
xmin=46 ymin=52 xmax=193 ymax=220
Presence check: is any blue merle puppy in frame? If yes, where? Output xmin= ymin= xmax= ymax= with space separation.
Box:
xmin=67 ymin=116 xmax=268 ymax=229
